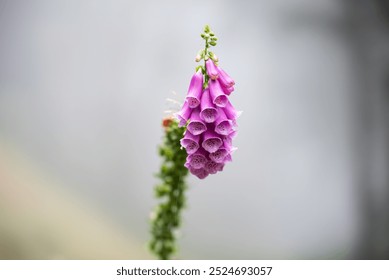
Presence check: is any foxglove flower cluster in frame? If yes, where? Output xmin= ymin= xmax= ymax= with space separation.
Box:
xmin=176 ymin=38 xmax=239 ymax=179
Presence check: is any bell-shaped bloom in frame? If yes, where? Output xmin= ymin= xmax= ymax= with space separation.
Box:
xmin=217 ymin=66 xmax=235 ymax=88
xmin=175 ymin=101 xmax=192 ymax=127
xmin=209 ymin=148 xmax=229 ymax=163
xmin=223 ymin=100 xmax=241 ymax=123
xmin=206 ymin=59 xmax=218 ymax=80
xmin=180 ymin=130 xmax=200 ymax=154
xmin=186 ymin=70 xmax=203 ymax=108
xmin=222 ymin=132 xmax=237 ymax=149
xmin=209 ymin=79 xmax=228 ymax=107
xmin=187 ymin=148 xmax=208 ymax=169
xmin=187 ymin=108 xmax=207 ymax=135
xmin=200 ymin=88 xmax=218 ymax=123
xmin=204 ymin=160 xmax=224 ymax=174
xmin=189 ymin=167 xmax=209 ymax=179
xmin=202 ymin=129 xmax=222 ymax=153
xmin=215 ymin=108 xmax=233 ymax=136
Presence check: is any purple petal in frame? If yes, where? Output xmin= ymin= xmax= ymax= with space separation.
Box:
xmin=206 ymin=59 xmax=218 ymax=80
xmin=209 ymin=80 xmax=228 ymax=107
xmin=204 ymin=160 xmax=223 ymax=174
xmin=223 ymin=100 xmax=241 ymax=121
xmin=186 ymin=70 xmax=203 ymax=108
xmin=223 ymin=153 xmax=232 ymax=162
xmin=215 ymin=107 xmax=233 ymax=136
xmin=200 ymin=88 xmax=218 ymax=123
xmin=221 ymin=132 xmax=237 ymax=149
xmin=175 ymin=101 xmax=192 ymax=127
xmin=180 ymin=130 xmax=200 ymax=154
xmin=209 ymin=148 xmax=229 ymax=163
xmin=216 ymin=163 xmax=225 ymax=171
xmin=216 ymin=66 xmax=235 ymax=87
xmin=187 ymin=108 xmax=207 ymax=135
xmin=202 ymin=129 xmax=223 ymax=153
xmin=187 ymin=150 xmax=208 ymax=169
xmin=222 ymin=85 xmax=234 ymax=96
xmin=189 ymin=167 xmax=209 ymax=179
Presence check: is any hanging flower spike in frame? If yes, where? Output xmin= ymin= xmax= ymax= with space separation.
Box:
xmin=174 ymin=24 xmax=240 ymax=179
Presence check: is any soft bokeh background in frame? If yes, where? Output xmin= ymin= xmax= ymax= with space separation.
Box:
xmin=0 ymin=0 xmax=388 ymax=259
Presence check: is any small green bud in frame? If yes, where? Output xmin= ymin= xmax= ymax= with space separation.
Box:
xmin=204 ymin=24 xmax=210 ymax=33
xmin=200 ymin=34 xmax=205 ymax=39
xmin=209 ymin=32 xmax=215 ymax=36
xmin=209 ymin=41 xmax=217 ymax=46
xmin=209 ymin=52 xmax=218 ymax=62
xmin=211 ymin=37 xmax=218 ymax=41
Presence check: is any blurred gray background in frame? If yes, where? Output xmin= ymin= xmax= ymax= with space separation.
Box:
xmin=0 ymin=0 xmax=388 ymax=259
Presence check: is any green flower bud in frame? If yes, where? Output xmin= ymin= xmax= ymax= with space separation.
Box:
xmin=209 ymin=41 xmax=217 ymax=46
xmin=204 ymin=24 xmax=210 ymax=33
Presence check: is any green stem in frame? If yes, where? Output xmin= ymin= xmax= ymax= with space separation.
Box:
xmin=150 ymin=120 xmax=188 ymax=260
xmin=204 ymin=37 xmax=209 ymax=87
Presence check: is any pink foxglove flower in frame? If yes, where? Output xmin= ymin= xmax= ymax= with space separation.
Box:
xmin=214 ymin=107 xmax=233 ymax=136
xmin=175 ymin=101 xmax=192 ymax=127
xmin=187 ymin=148 xmax=208 ymax=169
xmin=202 ymin=129 xmax=223 ymax=153
xmin=209 ymin=79 xmax=228 ymax=107
xmin=186 ymin=70 xmax=203 ymax=108
xmin=175 ymin=25 xmax=240 ymax=179
xmin=200 ymin=88 xmax=218 ymax=123
xmin=216 ymin=66 xmax=235 ymax=88
xmin=180 ymin=130 xmax=200 ymax=155
xmin=187 ymin=108 xmax=207 ymax=135
xmin=206 ymin=59 xmax=218 ymax=80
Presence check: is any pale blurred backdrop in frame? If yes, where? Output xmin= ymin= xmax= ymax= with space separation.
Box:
xmin=0 ymin=0 xmax=388 ymax=259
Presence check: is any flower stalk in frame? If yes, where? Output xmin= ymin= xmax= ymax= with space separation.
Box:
xmin=150 ymin=24 xmax=239 ymax=259
xmin=150 ymin=118 xmax=188 ymax=260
